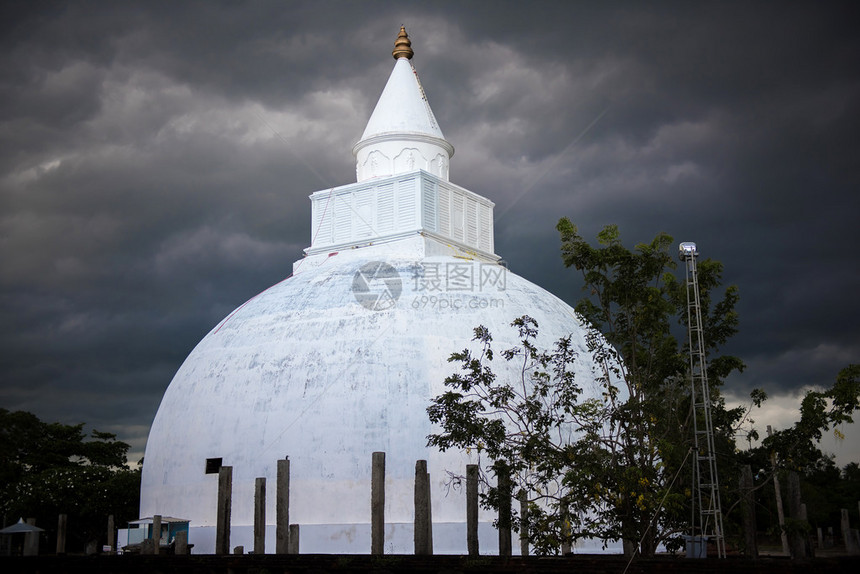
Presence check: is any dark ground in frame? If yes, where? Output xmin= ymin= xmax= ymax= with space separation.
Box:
xmin=2 ymin=554 xmax=860 ymax=574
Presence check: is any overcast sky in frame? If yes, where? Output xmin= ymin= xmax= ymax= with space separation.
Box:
xmin=2 ymin=1 xmax=858 ymax=466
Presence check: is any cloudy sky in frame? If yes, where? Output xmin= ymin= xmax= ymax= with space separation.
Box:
xmin=2 ymin=1 xmax=858 ymax=466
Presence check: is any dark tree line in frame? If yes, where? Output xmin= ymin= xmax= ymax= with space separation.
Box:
xmin=0 ymin=408 xmax=141 ymax=553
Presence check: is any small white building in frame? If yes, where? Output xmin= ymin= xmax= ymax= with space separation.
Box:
xmin=140 ymin=27 xmax=606 ymax=554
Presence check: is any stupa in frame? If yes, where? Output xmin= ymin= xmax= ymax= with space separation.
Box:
xmin=140 ymin=27 xmax=604 ymax=554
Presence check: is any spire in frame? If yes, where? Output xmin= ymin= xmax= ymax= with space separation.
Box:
xmin=392 ymin=25 xmax=413 ymax=60
xmin=353 ymin=27 xmax=453 ymax=182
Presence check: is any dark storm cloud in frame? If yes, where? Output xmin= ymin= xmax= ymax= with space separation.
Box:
xmin=1 ymin=1 xmax=858 ymax=461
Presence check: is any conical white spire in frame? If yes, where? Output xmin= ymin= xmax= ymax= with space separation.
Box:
xmin=353 ymin=27 xmax=454 ymax=182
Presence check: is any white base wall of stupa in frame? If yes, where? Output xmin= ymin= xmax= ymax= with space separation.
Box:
xmin=182 ymin=523 xmax=623 ymax=555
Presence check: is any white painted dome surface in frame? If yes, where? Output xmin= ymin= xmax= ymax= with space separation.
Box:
xmin=140 ymin=239 xmax=604 ymax=553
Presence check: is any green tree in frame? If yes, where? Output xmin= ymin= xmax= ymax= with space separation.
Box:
xmin=738 ymin=365 xmax=860 ymax=539
xmin=762 ymin=365 xmax=860 ymax=470
xmin=0 ymin=409 xmax=141 ymax=552
xmin=558 ymin=220 xmax=749 ymax=555
xmin=427 ymin=222 xmax=749 ymax=556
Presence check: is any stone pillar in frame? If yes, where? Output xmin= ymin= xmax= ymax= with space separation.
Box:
xmin=288 ymin=524 xmax=300 ymax=554
xmin=107 ymin=514 xmax=115 ymax=554
xmin=216 ymin=466 xmax=232 ymax=555
xmin=561 ymin=502 xmax=571 ymax=556
xmin=497 ymin=462 xmax=512 ymax=557
xmin=276 ymin=458 xmax=290 ymax=554
xmin=787 ymin=471 xmax=807 ymax=558
xmin=175 ymin=530 xmax=188 ymax=555
xmin=56 ymin=514 xmax=67 ymax=555
xmin=152 ymin=514 xmax=162 ymax=556
xmin=23 ymin=518 xmax=39 ymax=556
xmin=414 ymin=460 xmax=430 ymax=555
xmin=372 ymin=452 xmax=385 ymax=555
xmin=800 ymin=503 xmax=813 ymax=557
xmin=466 ymin=464 xmax=479 ymax=557
xmin=255 ymin=477 xmax=266 ymax=555
xmin=843 ymin=509 xmax=859 ymax=553
xmin=740 ymin=465 xmax=758 ymax=558
xmin=426 ymin=471 xmax=433 ymax=554
xmin=233 ymin=545 xmax=244 ymax=554
xmin=817 ymin=527 xmax=824 ymax=550
xmin=140 ymin=538 xmax=155 ymax=555
xmin=767 ymin=426 xmax=790 ymax=555
xmin=519 ymin=490 xmax=529 ymax=557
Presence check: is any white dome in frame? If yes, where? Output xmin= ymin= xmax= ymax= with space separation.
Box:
xmin=140 ymin=237 xmax=603 ymax=553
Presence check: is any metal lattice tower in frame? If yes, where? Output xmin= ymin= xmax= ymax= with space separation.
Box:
xmin=679 ymin=242 xmax=726 ymax=558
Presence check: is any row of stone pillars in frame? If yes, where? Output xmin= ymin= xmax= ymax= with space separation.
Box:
xmin=737 ymin=465 xmax=812 ymax=558
xmin=214 ymin=458 xmax=299 ymax=555
xmin=738 ymin=464 xmax=860 ymax=558
xmin=210 ymin=453 xmax=524 ymax=556
xmin=12 ymin=513 xmax=115 ymax=556
xmin=377 ymin=454 xmax=524 ymax=556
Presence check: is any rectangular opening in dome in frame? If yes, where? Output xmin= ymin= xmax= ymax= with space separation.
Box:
xmin=205 ymin=457 xmax=223 ymax=474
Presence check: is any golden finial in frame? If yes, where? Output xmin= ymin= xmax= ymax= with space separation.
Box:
xmin=392 ymin=25 xmax=413 ymax=60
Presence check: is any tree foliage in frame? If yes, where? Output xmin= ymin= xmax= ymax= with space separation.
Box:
xmin=738 ymin=365 xmax=860 ymax=537
xmin=427 ymin=222 xmax=749 ymax=556
xmin=428 ymin=316 xmax=617 ymax=554
xmin=557 ymin=220 xmax=750 ymax=554
xmin=0 ymin=408 xmax=141 ymax=552
xmin=427 ymin=222 xmax=860 ymax=556
xmin=762 ymin=364 xmax=860 ymax=470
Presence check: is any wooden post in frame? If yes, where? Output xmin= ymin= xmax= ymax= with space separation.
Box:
xmin=414 ymin=460 xmax=430 ymax=555
xmin=276 ymin=458 xmax=290 ymax=554
xmin=466 ymin=464 xmax=479 ymax=557
xmin=56 ymin=514 xmax=67 ymax=554
xmin=371 ymin=452 xmax=385 ymax=555
xmin=152 ymin=514 xmax=162 ymax=556
xmin=497 ymin=462 xmax=512 ymax=557
xmin=216 ymin=466 xmax=232 ymax=555
xmin=288 ymin=524 xmax=300 ymax=554
xmin=767 ymin=425 xmax=790 ymax=555
xmin=254 ymin=477 xmax=266 ymax=554
xmin=107 ymin=514 xmax=115 ymax=554
xmin=519 ymin=490 xmax=529 ymax=557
